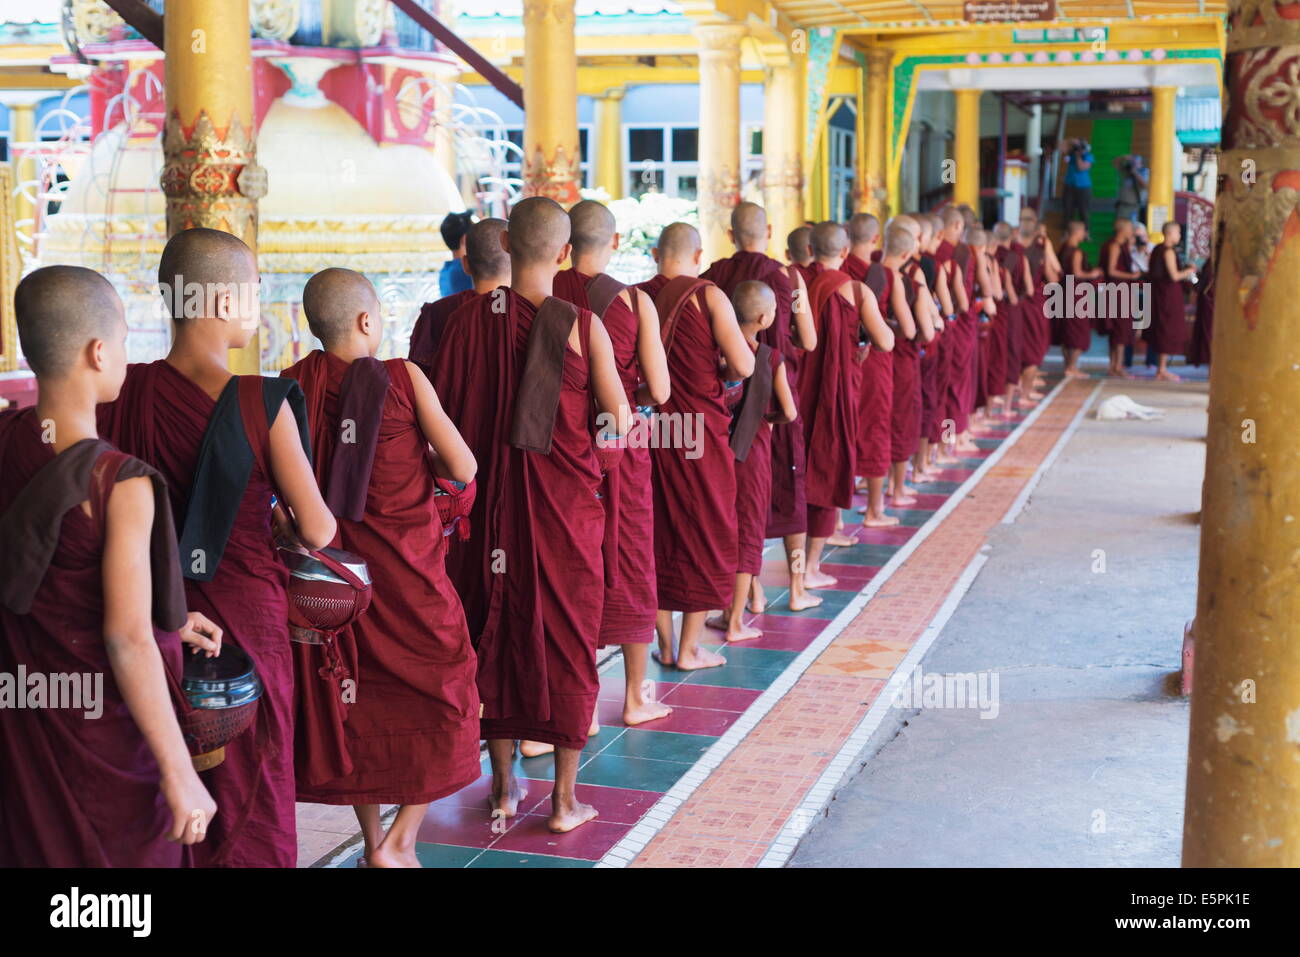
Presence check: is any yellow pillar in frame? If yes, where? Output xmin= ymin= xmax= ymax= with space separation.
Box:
xmin=953 ymin=88 xmax=981 ymax=212
xmin=9 ymin=103 xmax=37 ymax=237
xmin=1182 ymin=12 xmax=1300 ymax=867
xmin=1147 ymin=85 xmax=1177 ymax=238
xmin=522 ymin=0 xmax=581 ymax=205
xmin=859 ymin=49 xmax=891 ymax=219
xmin=594 ymin=88 xmax=624 ymax=200
xmin=763 ymin=51 xmax=804 ymax=258
xmin=695 ymin=21 xmax=746 ymax=264
xmin=0 ymin=163 xmax=20 ymax=373
xmin=161 ymin=0 xmax=266 ymax=373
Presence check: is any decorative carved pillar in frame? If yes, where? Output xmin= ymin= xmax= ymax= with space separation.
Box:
xmin=595 ymin=88 xmax=625 ymax=200
xmin=763 ymin=51 xmax=804 ymax=258
xmin=1148 ymin=85 xmax=1178 ymax=236
xmin=859 ymin=48 xmax=891 ymax=219
xmin=953 ymin=87 xmax=981 ymax=211
xmin=695 ymin=21 xmax=746 ymax=264
xmin=522 ymin=0 xmax=581 ymax=205
xmin=1182 ymin=0 xmax=1300 ymax=867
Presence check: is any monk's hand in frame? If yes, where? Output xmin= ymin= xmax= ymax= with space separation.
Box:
xmin=180 ymin=611 xmax=222 ymax=657
xmin=163 ymin=771 xmax=218 ymax=845
xmin=271 ymin=505 xmax=304 ymax=551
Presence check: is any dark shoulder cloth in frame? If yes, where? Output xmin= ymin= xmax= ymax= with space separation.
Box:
xmin=0 ymin=432 xmax=186 ymax=630
xmin=326 ymin=357 xmax=391 ymax=521
xmin=586 ymin=273 xmax=626 ymax=320
xmin=511 ymin=295 xmax=579 ymax=454
xmin=178 ymin=376 xmax=310 ymax=581
xmin=730 ymin=343 xmax=775 ymax=462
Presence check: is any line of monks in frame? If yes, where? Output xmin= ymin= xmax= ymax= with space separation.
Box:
xmin=0 ymin=194 xmax=1205 ymax=869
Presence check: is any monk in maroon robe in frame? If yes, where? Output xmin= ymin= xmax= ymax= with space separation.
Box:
xmin=801 ymin=221 xmax=894 ymax=586
xmin=1019 ymin=211 xmax=1060 ymax=389
xmin=935 ymin=209 xmax=972 ymax=464
xmin=1 ymin=266 xmax=218 ymax=867
xmin=100 ymin=229 xmax=338 ymax=867
xmin=1058 ymin=221 xmax=1103 ymax=377
xmin=1100 ymin=218 xmax=1144 ymax=377
xmin=552 ymin=199 xmax=672 ymax=728
xmin=1146 ymin=221 xmax=1198 ymax=381
xmin=432 ymin=197 xmax=630 ymax=832
xmin=1187 ymin=252 xmax=1214 ymax=368
xmin=409 ymin=218 xmax=510 ymax=380
xmin=842 ymin=213 xmax=882 ymax=285
xmin=640 ymin=223 xmax=754 ymax=668
xmin=704 ymin=202 xmax=820 ymax=613
xmin=787 ymin=225 xmax=814 ymax=273
xmin=284 ymin=268 xmax=480 ymax=867
xmin=884 ymin=223 xmax=936 ymax=506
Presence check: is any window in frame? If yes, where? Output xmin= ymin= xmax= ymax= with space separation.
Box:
xmin=828 ymin=126 xmax=856 ymax=224
xmin=625 ymin=124 xmax=701 ymax=200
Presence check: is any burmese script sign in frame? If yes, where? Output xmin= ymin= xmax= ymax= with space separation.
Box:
xmin=963 ymin=0 xmax=1057 ymax=22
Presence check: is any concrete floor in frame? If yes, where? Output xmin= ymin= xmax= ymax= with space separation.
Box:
xmin=790 ymin=375 xmax=1209 ymax=868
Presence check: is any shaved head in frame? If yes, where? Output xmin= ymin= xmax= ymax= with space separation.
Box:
xmin=883 ymin=225 xmax=917 ymax=259
xmin=568 ymin=200 xmax=617 ymax=258
xmin=811 ymin=221 xmax=849 ymax=260
xmin=301 ymin=267 xmax=380 ymax=345
xmin=890 ymin=214 xmax=920 ymax=238
xmin=787 ymin=226 xmax=813 ymax=264
xmin=465 ymin=217 xmax=510 ymax=282
xmin=993 ymin=221 xmax=1013 ymax=243
xmin=732 ymin=279 xmax=776 ymax=325
xmin=730 ymin=202 xmax=768 ymax=248
xmin=847 ymin=213 xmax=880 ymax=246
xmin=15 ymin=265 xmax=123 ymax=378
xmin=942 ymin=207 xmax=964 ymax=230
xmin=507 ymin=196 xmax=571 ymax=267
xmin=157 ymin=227 xmax=257 ymax=320
xmin=656 ymin=222 xmax=701 ymax=262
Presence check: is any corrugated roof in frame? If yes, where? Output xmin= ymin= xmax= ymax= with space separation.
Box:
xmin=1176 ymin=96 xmax=1220 ymax=133
xmin=450 ymin=1 xmax=683 ymax=15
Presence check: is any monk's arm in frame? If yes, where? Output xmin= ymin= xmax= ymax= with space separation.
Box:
xmin=950 ymin=262 xmax=970 ymax=313
xmin=861 ymin=282 xmax=896 ymax=351
xmin=1170 ymin=248 xmax=1197 ymax=281
xmin=889 ymin=276 xmax=916 ymax=341
xmin=632 ymin=288 xmax=670 ymax=406
xmin=588 ymin=317 xmax=632 ymax=437
xmin=102 ymin=476 xmax=216 ymax=845
xmin=913 ymin=286 xmax=937 ymax=343
xmin=404 ymin=360 xmax=476 ymax=485
xmin=790 ymin=271 xmax=818 ymax=352
xmin=769 ymin=361 xmax=796 ymax=425
xmin=1075 ymin=249 xmax=1103 ymax=280
xmin=1043 ymin=241 xmax=1062 ymax=282
xmin=268 ymin=399 xmax=337 ymax=550
xmin=1022 ymin=257 xmax=1035 ymax=297
xmin=1004 ymin=267 xmax=1020 ymax=306
xmin=934 ymin=262 xmax=955 ymax=317
xmin=706 ymin=285 xmax=756 ymax=380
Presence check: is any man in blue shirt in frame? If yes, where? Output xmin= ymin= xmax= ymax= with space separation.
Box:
xmin=439 ymin=211 xmax=475 ymax=296
xmin=1062 ymin=138 xmax=1093 ymax=226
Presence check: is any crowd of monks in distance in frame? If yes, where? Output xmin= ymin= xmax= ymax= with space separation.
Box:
xmin=0 ymin=192 xmax=1208 ymax=868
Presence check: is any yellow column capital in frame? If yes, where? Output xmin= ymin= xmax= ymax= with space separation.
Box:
xmin=523 ymin=0 xmax=581 ymax=205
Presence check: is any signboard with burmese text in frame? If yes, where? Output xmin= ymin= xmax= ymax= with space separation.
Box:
xmin=963 ymin=0 xmax=1057 ymax=22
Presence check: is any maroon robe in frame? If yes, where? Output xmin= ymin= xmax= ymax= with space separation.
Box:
xmin=803 ymin=267 xmax=862 ymax=513
xmin=99 ymin=361 xmax=298 ymax=867
xmin=282 ymin=352 xmax=480 ymax=804
xmin=995 ymin=246 xmax=1025 ymax=388
xmin=735 ymin=345 xmax=782 ymax=574
xmin=890 ymin=269 xmax=923 ymax=463
xmin=936 ymin=240 xmax=970 ymax=437
xmin=915 ymin=255 xmax=944 ymax=444
xmin=0 ymin=411 xmax=185 ymax=867
xmin=703 ymin=252 xmax=806 ymax=540
xmin=948 ymin=243 xmax=981 ymax=431
xmin=1100 ymin=238 xmax=1138 ymax=347
xmin=1147 ymin=246 xmax=1189 ymax=356
xmin=857 ymin=264 xmax=894 ymax=478
xmin=638 ymin=274 xmax=737 ymax=611
xmin=432 ymin=290 xmax=604 ymax=750
xmin=1022 ymin=239 xmax=1051 ymax=365
xmin=552 ymin=268 xmax=655 ymax=645
xmin=842 ymin=252 xmax=871 ymax=282
xmin=1187 ymin=256 xmax=1214 ymax=367
xmin=409 ymin=290 xmax=477 ymax=381
xmin=1059 ymin=243 xmax=1094 ymax=351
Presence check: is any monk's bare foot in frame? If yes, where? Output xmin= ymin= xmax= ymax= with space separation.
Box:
xmin=520 ymin=740 xmax=554 ymax=758
xmin=1033 ymin=376 xmax=1046 ymax=388
xmin=804 ymin=568 xmax=838 ymax=589
xmin=1108 ymin=367 xmax=1131 ymax=379
xmin=548 ymin=800 xmax=598 ymax=833
xmin=889 ymin=494 xmax=918 ymax=508
xmin=788 ymin=591 xmax=823 ymax=611
xmin=624 ymin=681 xmax=672 ymax=726
xmin=652 ymin=648 xmax=675 ymax=668
xmin=1155 ymin=370 xmax=1182 ymax=382
xmin=675 ymin=646 xmax=727 ymax=670
xmin=912 ymin=469 xmax=941 ymax=483
xmin=368 ymin=843 xmax=421 ymax=868
xmin=726 ymin=621 xmax=762 ymax=642
xmin=490 ymin=776 xmax=528 ymax=818
xmin=827 ymin=531 xmax=858 ymax=546
xmin=747 ymin=590 xmax=767 ymax=615
xmin=589 ymin=716 xmax=599 ymax=737
xmin=957 ymin=439 xmax=978 ymax=452
xmin=861 ymin=513 xmax=900 ymax=527
xmin=704 ymin=613 xmax=728 ymax=631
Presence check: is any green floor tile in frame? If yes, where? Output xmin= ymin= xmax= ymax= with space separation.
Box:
xmin=680 ymin=663 xmax=784 ymax=690
xmin=822 ymin=543 xmax=898 ymax=566
xmin=599 ymin=727 xmax=718 ymax=763
xmin=892 ymin=508 xmax=937 ymax=528
xmin=578 ymin=753 xmax=689 ymax=791
xmin=909 ymin=479 xmax=962 ymax=494
xmin=469 ymin=849 xmax=595 ymax=868
xmin=415 ymin=843 xmax=484 ymax=868
xmin=700 ymin=644 xmax=798 ymax=670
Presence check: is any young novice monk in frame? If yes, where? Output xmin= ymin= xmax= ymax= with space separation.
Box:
xmin=283 ymin=268 xmax=480 ymax=868
xmin=433 ymin=197 xmax=630 ymax=833
xmin=1058 ymin=221 xmax=1103 ymax=377
xmin=101 ymin=228 xmax=337 ymax=867
xmin=884 ymin=222 xmax=935 ymax=508
xmin=0 ymin=266 xmax=218 ymax=867
xmin=553 ymin=199 xmax=672 ymax=730
xmin=710 ymin=280 xmax=796 ymax=641
xmin=409 ymin=218 xmax=510 ymax=380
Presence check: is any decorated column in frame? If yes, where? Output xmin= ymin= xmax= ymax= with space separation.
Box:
xmin=695 ymin=21 xmax=746 ymax=263
xmin=7 ymin=98 xmax=39 ymax=235
xmin=1182 ymin=0 xmax=1300 ymax=867
xmin=953 ymin=87 xmax=981 ymax=211
xmin=522 ymin=0 xmax=581 ymax=205
xmin=858 ymin=48 xmax=891 ymax=219
xmin=763 ymin=50 xmax=804 ymax=258
xmin=595 ymin=88 xmax=625 ymax=200
xmin=1148 ymin=85 xmax=1178 ymax=236
xmin=160 ymin=0 xmax=266 ymax=373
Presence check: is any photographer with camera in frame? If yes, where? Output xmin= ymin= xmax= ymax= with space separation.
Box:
xmin=1115 ymin=153 xmax=1149 ymax=223
xmin=1061 ymin=138 xmax=1094 ymax=224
